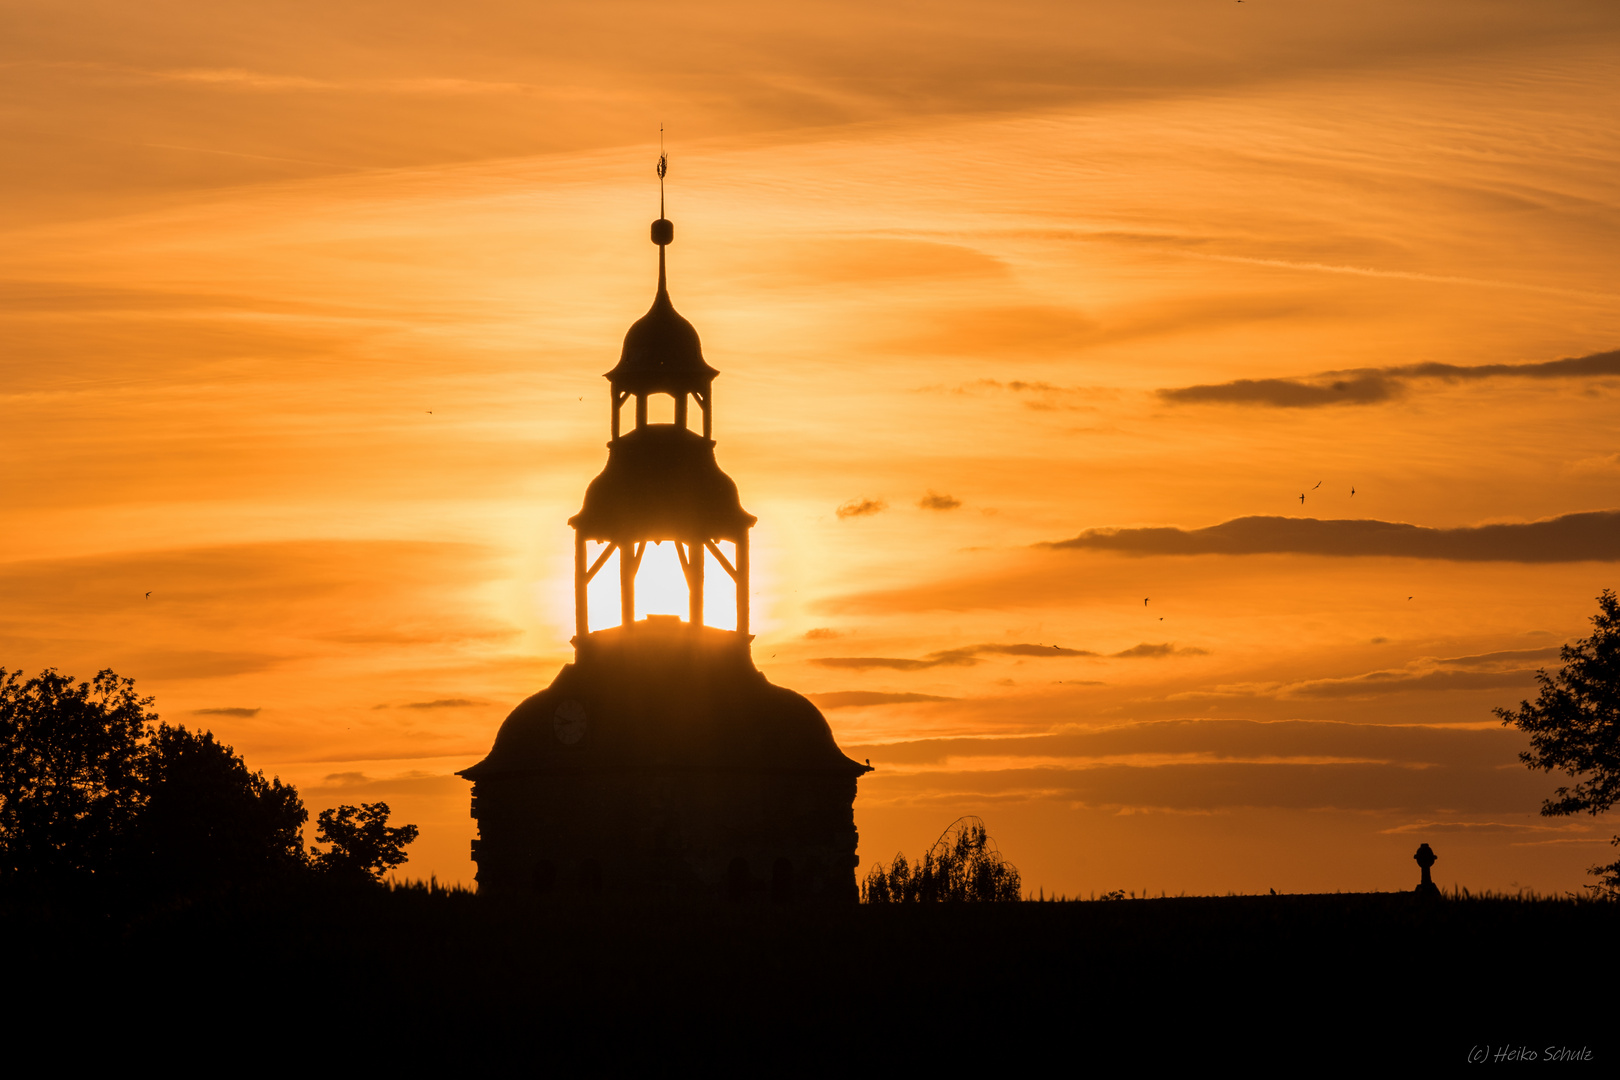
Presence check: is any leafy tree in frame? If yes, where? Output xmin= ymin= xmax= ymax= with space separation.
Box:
xmin=131 ymin=724 xmax=308 ymax=894
xmin=0 ymin=668 xmax=153 ymax=885
xmin=863 ymin=816 xmax=1022 ymax=902
xmin=311 ymin=802 xmax=419 ymax=884
xmin=1495 ymin=589 xmax=1620 ymax=895
xmin=3 ymin=665 xmax=424 ymax=900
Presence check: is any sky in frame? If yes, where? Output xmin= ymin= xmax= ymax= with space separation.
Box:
xmin=3 ymin=0 xmax=1619 ymax=896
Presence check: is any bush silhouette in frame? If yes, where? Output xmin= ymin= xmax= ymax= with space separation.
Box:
xmin=1496 ymin=588 xmax=1620 ymax=896
xmin=311 ymin=802 xmax=419 ymax=884
xmin=863 ymin=816 xmax=1021 ymax=902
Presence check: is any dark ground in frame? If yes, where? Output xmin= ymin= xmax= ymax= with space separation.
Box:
xmin=7 ymin=884 xmax=1611 ymax=1067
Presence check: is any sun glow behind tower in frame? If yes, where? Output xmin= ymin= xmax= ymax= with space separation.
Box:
xmin=584 ymin=540 xmax=738 ymax=630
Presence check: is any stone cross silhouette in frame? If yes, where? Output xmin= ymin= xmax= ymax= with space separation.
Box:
xmin=1413 ymin=843 xmax=1440 ymax=897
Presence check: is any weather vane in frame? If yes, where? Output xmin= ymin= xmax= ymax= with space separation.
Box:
xmin=657 ymin=123 xmax=667 ymax=218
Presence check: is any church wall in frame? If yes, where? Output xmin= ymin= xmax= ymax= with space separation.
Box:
xmin=471 ymin=770 xmax=859 ymax=903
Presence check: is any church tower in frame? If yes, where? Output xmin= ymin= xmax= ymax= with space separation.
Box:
xmin=460 ymin=162 xmax=869 ymax=902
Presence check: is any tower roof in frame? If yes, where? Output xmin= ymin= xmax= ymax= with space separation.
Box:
xmin=458 ymin=620 xmax=869 ymax=779
xmin=569 ymin=425 xmax=755 ymax=541
xmin=605 ymin=218 xmax=719 ymax=394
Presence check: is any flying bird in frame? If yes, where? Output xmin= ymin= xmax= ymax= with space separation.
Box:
xmin=145 ymin=591 xmax=151 ymax=599
xmin=1312 ymin=481 xmax=1322 ymax=490
xmin=1298 ymin=493 xmax=1305 ymax=504
xmin=1351 ymin=486 xmax=1356 ymax=496
xmin=1144 ymin=598 xmax=1149 ymax=606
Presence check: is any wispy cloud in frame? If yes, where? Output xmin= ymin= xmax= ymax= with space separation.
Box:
xmin=808 ymin=691 xmax=956 ymax=709
xmin=149 ymin=68 xmax=597 ymax=99
xmin=1167 ymin=648 xmax=1553 ymax=704
xmin=156 ymin=68 xmax=340 ymax=92
xmin=1158 ymin=348 xmax=1620 ymax=408
xmin=811 ymin=641 xmax=1201 ymax=670
xmin=918 ymin=491 xmax=962 ymax=511
xmin=1045 ymin=510 xmax=1620 ymax=562
xmin=849 ymin=718 xmax=1527 ymax=770
xmin=192 ymin=706 xmax=261 ymax=718
xmin=847 ymin=716 xmax=1550 ymax=813
xmin=1112 ymin=643 xmax=1209 ymax=658
xmin=927 ymin=379 xmax=1110 ymax=412
xmin=1380 ymin=820 xmax=1588 ymax=836
xmin=837 ymin=498 xmax=887 ymax=519
xmin=1569 ymin=452 xmax=1620 ymax=474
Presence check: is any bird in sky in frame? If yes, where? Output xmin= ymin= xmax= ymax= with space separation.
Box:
xmin=1408 ymin=596 xmax=1414 ymax=600
xmin=1144 ymin=597 xmax=1150 ymax=606
xmin=1312 ymin=480 xmax=1322 ymax=490
xmin=1299 ymin=493 xmax=1306 ymax=504
xmin=1351 ymin=486 xmax=1357 ymax=496
xmin=144 ymin=591 xmax=151 ymax=599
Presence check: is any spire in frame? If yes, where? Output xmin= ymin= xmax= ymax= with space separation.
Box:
xmin=609 ymin=142 xmax=715 ymax=393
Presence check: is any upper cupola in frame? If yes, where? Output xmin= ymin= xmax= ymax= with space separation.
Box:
xmin=605 ymin=159 xmax=719 ymax=398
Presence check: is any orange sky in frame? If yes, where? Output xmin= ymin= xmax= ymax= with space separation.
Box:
xmin=4 ymin=0 xmax=1619 ymax=895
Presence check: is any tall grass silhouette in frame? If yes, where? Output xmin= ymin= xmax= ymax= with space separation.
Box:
xmin=862 ymin=816 xmax=1021 ymax=902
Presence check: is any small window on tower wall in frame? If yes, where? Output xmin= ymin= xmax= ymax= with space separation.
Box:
xmin=647 ymin=393 xmax=676 ymax=425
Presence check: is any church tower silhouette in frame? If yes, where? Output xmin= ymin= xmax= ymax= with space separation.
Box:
xmin=460 ymin=167 xmax=870 ymax=902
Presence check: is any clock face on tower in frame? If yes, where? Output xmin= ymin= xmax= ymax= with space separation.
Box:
xmin=553 ymin=699 xmax=589 ymax=746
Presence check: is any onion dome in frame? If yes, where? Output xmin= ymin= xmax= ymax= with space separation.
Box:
xmin=605 ymin=217 xmax=719 ymax=395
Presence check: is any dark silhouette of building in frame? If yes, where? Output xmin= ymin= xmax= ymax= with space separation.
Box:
xmin=460 ymin=195 xmax=869 ymax=902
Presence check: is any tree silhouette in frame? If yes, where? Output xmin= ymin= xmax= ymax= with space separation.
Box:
xmin=862 ymin=816 xmax=1021 ymax=902
xmin=311 ymin=802 xmax=419 ymax=884
xmin=3 ymin=665 xmax=425 ymax=903
xmin=0 ymin=668 xmax=153 ymax=886
xmin=1495 ymin=589 xmax=1620 ymax=895
xmin=132 ymin=724 xmax=308 ymax=895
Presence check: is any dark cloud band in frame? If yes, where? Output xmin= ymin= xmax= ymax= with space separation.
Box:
xmin=1045 ymin=510 xmax=1620 ymax=562
xmin=810 ymin=641 xmax=1196 ymax=670
xmin=1158 ymin=348 xmax=1620 ymax=407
